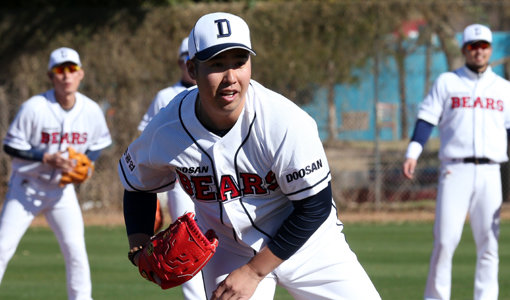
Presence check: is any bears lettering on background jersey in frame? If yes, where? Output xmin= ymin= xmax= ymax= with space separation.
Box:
xmin=40 ymin=131 xmax=88 ymax=145
xmin=450 ymin=96 xmax=503 ymax=110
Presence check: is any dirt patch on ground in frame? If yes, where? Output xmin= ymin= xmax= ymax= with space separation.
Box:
xmin=340 ymin=202 xmax=510 ymax=223
xmin=31 ymin=211 xmax=126 ymax=227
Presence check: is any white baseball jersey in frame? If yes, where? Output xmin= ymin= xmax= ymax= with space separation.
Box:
xmin=417 ymin=65 xmax=510 ymax=162
xmin=137 ymin=82 xmax=188 ymax=132
xmin=3 ymin=89 xmax=112 ymax=186
xmin=119 ymin=79 xmax=332 ymax=255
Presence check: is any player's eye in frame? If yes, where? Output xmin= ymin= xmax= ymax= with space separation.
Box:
xmin=466 ymin=41 xmax=491 ymax=51
xmin=211 ymin=62 xmax=224 ymax=68
xmin=52 ymin=64 xmax=81 ymax=74
xmin=235 ymin=58 xmax=249 ymax=68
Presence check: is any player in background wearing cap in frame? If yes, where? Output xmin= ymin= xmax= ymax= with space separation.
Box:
xmin=138 ymin=37 xmax=196 ymax=132
xmin=0 ymin=47 xmax=112 ymax=300
xmin=119 ymin=12 xmax=380 ymax=300
xmin=402 ymin=24 xmax=510 ymax=300
xmin=137 ymin=37 xmax=204 ymax=300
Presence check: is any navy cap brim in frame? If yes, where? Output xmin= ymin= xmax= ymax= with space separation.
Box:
xmin=195 ymin=43 xmax=256 ymax=61
xmin=463 ymin=39 xmax=491 ymax=47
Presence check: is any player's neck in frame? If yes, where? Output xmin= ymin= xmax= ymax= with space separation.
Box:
xmin=55 ymin=92 xmax=76 ymax=111
xmin=195 ymin=98 xmax=237 ymax=135
xmin=466 ymin=63 xmax=488 ymax=74
xmin=181 ymin=79 xmax=195 ymax=88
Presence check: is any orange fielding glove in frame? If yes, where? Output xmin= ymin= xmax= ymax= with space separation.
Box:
xmin=60 ymin=147 xmax=94 ymax=186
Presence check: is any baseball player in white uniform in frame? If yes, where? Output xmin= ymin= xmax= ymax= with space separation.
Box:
xmin=119 ymin=12 xmax=380 ymax=300
xmin=137 ymin=37 xmax=196 ymax=133
xmin=403 ymin=24 xmax=510 ymax=300
xmin=137 ymin=37 xmax=204 ymax=300
xmin=0 ymin=47 xmax=112 ymax=300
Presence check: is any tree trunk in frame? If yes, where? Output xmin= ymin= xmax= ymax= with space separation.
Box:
xmin=0 ymin=85 xmax=10 ymax=199
xmin=436 ymin=29 xmax=463 ymax=70
xmin=422 ymin=8 xmax=463 ymax=70
xmin=396 ymin=36 xmax=408 ymax=140
xmin=326 ymin=60 xmax=337 ymax=143
xmin=424 ymin=32 xmax=432 ymax=97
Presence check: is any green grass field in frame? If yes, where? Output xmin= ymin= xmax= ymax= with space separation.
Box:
xmin=1 ymin=221 xmax=509 ymax=299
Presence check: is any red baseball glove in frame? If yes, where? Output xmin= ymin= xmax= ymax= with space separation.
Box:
xmin=138 ymin=212 xmax=218 ymax=289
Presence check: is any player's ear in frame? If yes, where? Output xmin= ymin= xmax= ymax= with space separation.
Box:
xmin=186 ymin=60 xmax=197 ymax=81
xmin=77 ymin=68 xmax=85 ymax=80
xmin=47 ymin=71 xmax=54 ymax=81
xmin=461 ymin=45 xmax=468 ymax=56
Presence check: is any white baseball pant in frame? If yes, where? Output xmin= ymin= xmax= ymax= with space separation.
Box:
xmin=202 ymin=221 xmax=381 ymax=300
xmin=425 ymin=162 xmax=501 ymax=300
xmin=0 ymin=173 xmax=92 ymax=300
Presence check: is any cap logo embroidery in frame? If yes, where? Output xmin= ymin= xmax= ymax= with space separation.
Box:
xmin=475 ymin=27 xmax=481 ymax=36
xmin=60 ymin=50 xmax=68 ymax=58
xmin=215 ymin=19 xmax=231 ymax=38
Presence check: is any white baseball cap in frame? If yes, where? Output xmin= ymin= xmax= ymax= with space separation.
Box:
xmin=178 ymin=37 xmax=189 ymax=60
xmin=462 ymin=24 xmax=492 ymax=46
xmin=188 ymin=12 xmax=256 ymax=61
xmin=48 ymin=47 xmax=81 ymax=70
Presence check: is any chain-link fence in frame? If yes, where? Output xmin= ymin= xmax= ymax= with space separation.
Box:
xmin=2 ymin=90 xmax=510 ymax=213
xmin=324 ymin=141 xmax=440 ymax=210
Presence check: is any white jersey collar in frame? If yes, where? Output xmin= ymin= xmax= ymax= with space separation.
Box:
xmin=461 ymin=64 xmax=493 ymax=80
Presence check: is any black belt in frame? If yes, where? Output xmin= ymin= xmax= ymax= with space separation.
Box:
xmin=462 ymin=157 xmax=492 ymax=164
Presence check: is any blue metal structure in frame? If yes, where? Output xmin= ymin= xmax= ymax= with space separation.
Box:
xmin=303 ymin=32 xmax=510 ymax=141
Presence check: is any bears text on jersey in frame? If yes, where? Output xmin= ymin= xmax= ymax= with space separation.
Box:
xmin=40 ymin=131 xmax=88 ymax=144
xmin=451 ymin=96 xmax=503 ymax=111
xmin=177 ymin=169 xmax=279 ymax=202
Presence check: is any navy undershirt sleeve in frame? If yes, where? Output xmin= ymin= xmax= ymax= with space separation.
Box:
xmin=507 ymin=128 xmax=510 ymax=140
xmin=3 ymin=144 xmax=44 ymax=161
xmin=4 ymin=144 xmax=103 ymax=162
xmin=84 ymin=149 xmax=102 ymax=161
xmin=410 ymin=119 xmax=435 ymax=146
xmin=123 ymin=189 xmax=157 ymax=236
xmin=267 ymin=182 xmax=332 ymax=260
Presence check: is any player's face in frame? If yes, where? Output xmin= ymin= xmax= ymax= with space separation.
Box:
xmin=462 ymin=41 xmax=492 ymax=72
xmin=188 ymin=49 xmax=251 ymax=131
xmin=48 ymin=62 xmax=84 ymax=96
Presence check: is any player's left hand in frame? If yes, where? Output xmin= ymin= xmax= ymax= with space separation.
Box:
xmin=211 ymin=264 xmax=263 ymax=300
xmin=402 ymin=158 xmax=417 ymax=180
xmin=43 ymin=151 xmax=74 ymax=173
xmin=136 ymin=212 xmax=218 ymax=289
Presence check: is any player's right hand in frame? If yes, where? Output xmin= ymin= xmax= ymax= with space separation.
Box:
xmin=43 ymin=151 xmax=74 ymax=173
xmin=402 ymin=158 xmax=417 ymax=180
xmin=211 ymin=264 xmax=262 ymax=300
